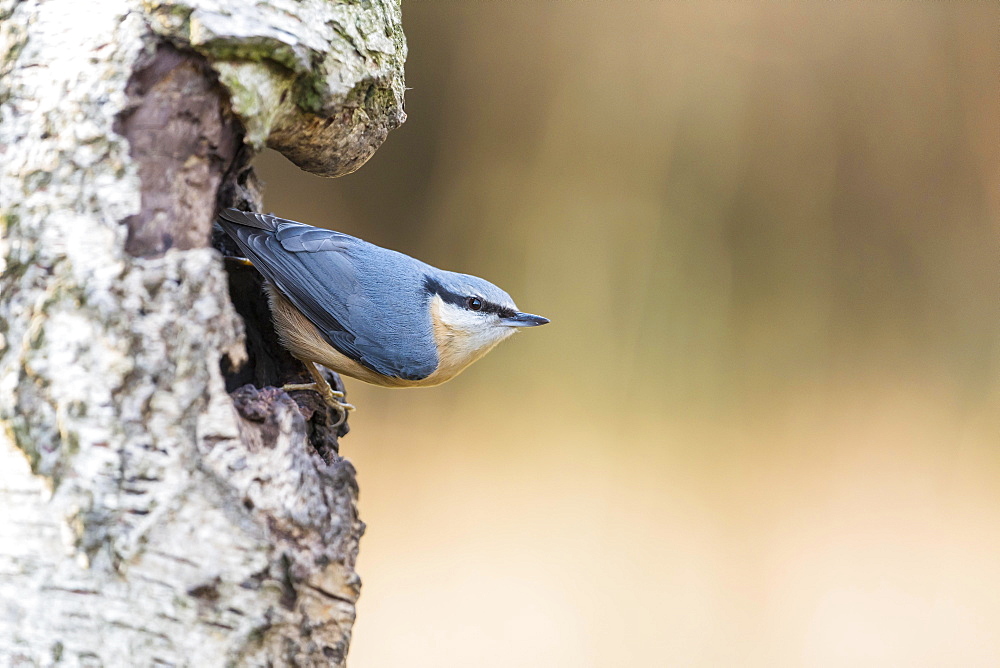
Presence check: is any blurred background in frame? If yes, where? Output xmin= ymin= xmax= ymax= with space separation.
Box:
xmin=256 ymin=2 xmax=999 ymax=666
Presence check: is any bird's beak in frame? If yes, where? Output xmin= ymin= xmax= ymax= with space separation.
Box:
xmin=502 ymin=312 xmax=550 ymax=327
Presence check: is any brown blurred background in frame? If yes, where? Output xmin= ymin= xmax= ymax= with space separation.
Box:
xmin=256 ymin=2 xmax=999 ymax=666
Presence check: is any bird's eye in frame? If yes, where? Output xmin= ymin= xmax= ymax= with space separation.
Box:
xmin=467 ymin=297 xmax=483 ymax=311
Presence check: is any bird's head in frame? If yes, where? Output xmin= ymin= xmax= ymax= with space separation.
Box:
xmin=424 ymin=272 xmax=549 ymax=360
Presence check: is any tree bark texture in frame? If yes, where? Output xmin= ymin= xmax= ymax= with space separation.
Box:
xmin=0 ymin=0 xmax=406 ymax=665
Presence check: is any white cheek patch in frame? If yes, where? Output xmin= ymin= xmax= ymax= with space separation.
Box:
xmin=436 ymin=301 xmax=516 ymax=349
xmin=436 ymin=301 xmax=486 ymax=332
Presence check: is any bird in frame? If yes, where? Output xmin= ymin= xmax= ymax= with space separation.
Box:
xmin=216 ymin=209 xmax=549 ymax=426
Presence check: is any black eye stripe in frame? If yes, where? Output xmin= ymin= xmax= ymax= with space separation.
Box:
xmin=424 ymin=276 xmax=514 ymax=317
xmin=480 ymin=302 xmax=516 ymax=318
xmin=424 ymin=276 xmax=466 ymax=308
xmin=493 ymin=305 xmax=516 ymax=318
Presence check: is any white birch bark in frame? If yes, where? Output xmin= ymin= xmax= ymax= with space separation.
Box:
xmin=0 ymin=0 xmax=405 ymax=665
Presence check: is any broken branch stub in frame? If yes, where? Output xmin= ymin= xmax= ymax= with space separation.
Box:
xmin=145 ymin=0 xmax=408 ymax=176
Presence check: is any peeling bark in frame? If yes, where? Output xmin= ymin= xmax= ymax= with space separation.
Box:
xmin=0 ymin=0 xmax=405 ymax=664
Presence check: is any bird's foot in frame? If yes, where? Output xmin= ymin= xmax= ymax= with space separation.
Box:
xmin=283 ymin=381 xmax=356 ymax=427
xmin=284 ymin=363 xmax=355 ymax=428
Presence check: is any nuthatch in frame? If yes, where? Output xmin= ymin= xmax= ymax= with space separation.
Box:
xmin=218 ymin=209 xmax=549 ymax=424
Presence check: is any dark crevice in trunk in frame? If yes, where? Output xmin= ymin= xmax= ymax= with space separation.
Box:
xmin=116 ymin=44 xmax=242 ymax=258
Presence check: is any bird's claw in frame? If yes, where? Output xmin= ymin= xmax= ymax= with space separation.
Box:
xmin=323 ymin=394 xmax=355 ymax=429
xmin=284 ymin=363 xmax=355 ymax=428
xmin=282 ymin=381 xmax=355 ymax=427
xmin=318 ymin=386 xmax=355 ymax=429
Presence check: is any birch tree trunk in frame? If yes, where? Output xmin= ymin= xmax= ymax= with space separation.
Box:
xmin=0 ymin=0 xmax=406 ymax=665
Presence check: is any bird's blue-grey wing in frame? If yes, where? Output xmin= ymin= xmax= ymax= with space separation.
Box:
xmin=217 ymin=209 xmax=439 ymax=380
